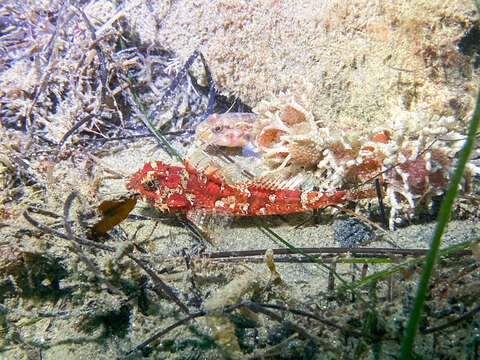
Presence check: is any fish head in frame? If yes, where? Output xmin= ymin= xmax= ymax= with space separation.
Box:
xmin=196 ymin=113 xmax=253 ymax=147
xmin=127 ymin=161 xmax=190 ymax=212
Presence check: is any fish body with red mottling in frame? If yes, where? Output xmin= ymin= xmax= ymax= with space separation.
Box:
xmin=127 ymin=160 xmax=353 ymax=218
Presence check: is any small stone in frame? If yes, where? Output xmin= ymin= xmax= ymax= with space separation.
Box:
xmin=333 ymin=217 xmax=373 ymax=248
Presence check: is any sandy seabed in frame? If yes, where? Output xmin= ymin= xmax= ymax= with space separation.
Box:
xmin=1 ymin=1 xmax=480 ymax=359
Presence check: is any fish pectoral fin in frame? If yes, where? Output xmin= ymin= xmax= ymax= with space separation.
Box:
xmin=186 ymin=208 xmax=233 ymax=243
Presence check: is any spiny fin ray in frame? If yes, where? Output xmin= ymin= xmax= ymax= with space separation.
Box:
xmin=248 ymin=173 xmax=306 ymax=190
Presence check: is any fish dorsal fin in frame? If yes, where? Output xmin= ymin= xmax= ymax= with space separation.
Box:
xmin=184 ymin=149 xmax=237 ymax=185
xmin=248 ymin=173 xmax=306 ymax=191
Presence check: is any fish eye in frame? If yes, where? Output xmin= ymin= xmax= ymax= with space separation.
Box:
xmin=143 ymin=180 xmax=155 ymax=190
xmin=213 ymin=125 xmax=223 ymax=133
